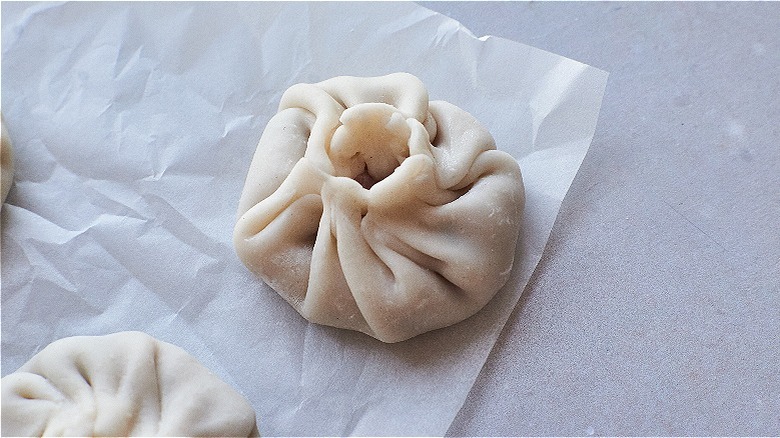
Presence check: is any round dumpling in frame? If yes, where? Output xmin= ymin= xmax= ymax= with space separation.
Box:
xmin=1 ymin=331 xmax=258 ymax=437
xmin=234 ymin=72 xmax=524 ymax=343
xmin=1 ymin=117 xmax=13 ymax=205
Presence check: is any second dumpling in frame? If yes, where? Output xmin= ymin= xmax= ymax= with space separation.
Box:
xmin=234 ymin=73 xmax=524 ymax=343
xmin=1 ymin=331 xmax=258 ymax=437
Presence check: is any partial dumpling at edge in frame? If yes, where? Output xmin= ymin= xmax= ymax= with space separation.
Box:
xmin=1 ymin=117 xmax=14 ymax=206
xmin=1 ymin=331 xmax=259 ymax=437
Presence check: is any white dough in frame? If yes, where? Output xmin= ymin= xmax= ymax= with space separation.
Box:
xmin=1 ymin=117 xmax=13 ymax=205
xmin=1 ymin=331 xmax=259 ymax=437
xmin=234 ymin=73 xmax=524 ymax=343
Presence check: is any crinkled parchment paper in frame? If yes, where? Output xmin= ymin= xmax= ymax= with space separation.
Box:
xmin=1 ymin=2 xmax=607 ymax=435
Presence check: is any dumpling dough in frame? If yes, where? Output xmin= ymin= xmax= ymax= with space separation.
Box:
xmin=234 ymin=73 xmax=524 ymax=343
xmin=1 ymin=117 xmax=13 ymax=205
xmin=1 ymin=331 xmax=259 ymax=437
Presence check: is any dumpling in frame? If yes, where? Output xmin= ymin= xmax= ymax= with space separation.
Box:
xmin=1 ymin=331 xmax=259 ymax=437
xmin=234 ymin=72 xmax=524 ymax=343
xmin=1 ymin=117 xmax=13 ymax=205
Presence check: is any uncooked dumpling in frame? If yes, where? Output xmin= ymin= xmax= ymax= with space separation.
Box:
xmin=234 ymin=72 xmax=524 ymax=343
xmin=1 ymin=331 xmax=258 ymax=437
xmin=1 ymin=117 xmax=13 ymax=205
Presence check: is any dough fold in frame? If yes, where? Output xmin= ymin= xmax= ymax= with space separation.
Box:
xmin=235 ymin=73 xmax=524 ymax=343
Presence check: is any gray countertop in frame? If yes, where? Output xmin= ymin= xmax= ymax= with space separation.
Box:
xmin=419 ymin=2 xmax=780 ymax=436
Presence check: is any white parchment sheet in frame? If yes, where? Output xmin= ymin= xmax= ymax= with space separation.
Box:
xmin=1 ymin=2 xmax=607 ymax=435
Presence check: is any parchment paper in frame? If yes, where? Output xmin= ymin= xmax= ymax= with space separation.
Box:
xmin=1 ymin=2 xmax=607 ymax=435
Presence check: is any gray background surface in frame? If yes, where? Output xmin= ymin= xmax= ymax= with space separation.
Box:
xmin=419 ymin=2 xmax=780 ymax=436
